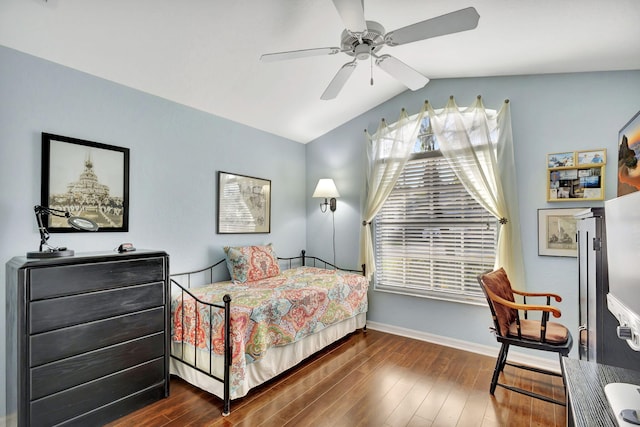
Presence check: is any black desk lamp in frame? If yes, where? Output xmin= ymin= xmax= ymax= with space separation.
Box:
xmin=26 ymin=205 xmax=99 ymax=258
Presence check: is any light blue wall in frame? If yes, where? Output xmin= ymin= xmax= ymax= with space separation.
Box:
xmin=0 ymin=45 xmax=306 ymax=418
xmin=2 ymin=42 xmax=640 ymax=420
xmin=307 ymin=70 xmax=640 ymax=352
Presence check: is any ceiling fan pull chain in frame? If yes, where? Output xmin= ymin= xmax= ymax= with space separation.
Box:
xmin=370 ymin=46 xmax=374 ymax=86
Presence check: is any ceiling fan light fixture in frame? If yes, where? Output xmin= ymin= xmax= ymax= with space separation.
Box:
xmin=354 ymin=44 xmax=371 ymax=60
xmin=340 ymin=20 xmax=385 ymax=58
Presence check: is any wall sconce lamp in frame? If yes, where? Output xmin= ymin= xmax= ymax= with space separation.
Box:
xmin=312 ymin=178 xmax=340 ymax=213
xmin=26 ymin=205 xmax=99 ymax=258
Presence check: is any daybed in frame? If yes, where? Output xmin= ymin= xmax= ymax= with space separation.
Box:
xmin=169 ymin=246 xmax=369 ymax=415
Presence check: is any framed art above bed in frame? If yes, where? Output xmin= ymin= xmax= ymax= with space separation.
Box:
xmin=217 ymin=171 xmax=271 ymax=234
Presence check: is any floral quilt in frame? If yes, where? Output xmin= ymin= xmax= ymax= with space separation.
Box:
xmin=171 ymin=266 xmax=368 ymax=395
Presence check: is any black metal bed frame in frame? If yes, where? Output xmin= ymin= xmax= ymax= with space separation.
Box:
xmin=169 ymin=250 xmax=364 ymax=416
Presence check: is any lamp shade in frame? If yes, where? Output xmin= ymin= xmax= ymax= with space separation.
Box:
xmin=312 ymin=179 xmax=340 ymax=198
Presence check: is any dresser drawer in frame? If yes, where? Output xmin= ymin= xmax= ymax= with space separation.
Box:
xmin=30 ymin=281 xmax=165 ymax=334
xmin=30 ymin=357 xmax=165 ymax=427
xmin=30 ymin=307 xmax=165 ymax=366
xmin=29 ymin=257 xmax=165 ymax=300
xmin=54 ymin=387 xmax=167 ymax=427
xmin=31 ymin=332 xmax=165 ymax=399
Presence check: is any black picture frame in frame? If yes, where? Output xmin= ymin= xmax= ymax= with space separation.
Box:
xmin=217 ymin=171 xmax=271 ymax=234
xmin=41 ymin=133 xmax=130 ymax=232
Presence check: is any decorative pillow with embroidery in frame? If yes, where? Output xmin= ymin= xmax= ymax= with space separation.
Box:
xmin=223 ymin=244 xmax=280 ymax=283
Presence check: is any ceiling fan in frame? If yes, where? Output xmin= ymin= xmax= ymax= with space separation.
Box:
xmin=260 ymin=0 xmax=480 ymax=100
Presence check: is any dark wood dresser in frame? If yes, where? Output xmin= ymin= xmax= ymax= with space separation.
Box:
xmin=5 ymin=250 xmax=170 ymax=427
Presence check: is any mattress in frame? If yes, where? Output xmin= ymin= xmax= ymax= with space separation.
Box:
xmin=169 ymin=266 xmax=369 ymax=399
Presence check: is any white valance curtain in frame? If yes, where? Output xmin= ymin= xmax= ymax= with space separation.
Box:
xmin=360 ymin=96 xmax=525 ymax=289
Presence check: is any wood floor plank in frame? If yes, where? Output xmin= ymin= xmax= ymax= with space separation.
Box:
xmin=216 ymin=330 xmax=394 ymax=426
xmin=289 ymin=334 xmax=400 ymax=426
xmin=553 ymin=374 xmax=567 ymax=427
xmin=407 ymin=414 xmax=432 ymax=426
xmin=504 ymin=367 xmax=535 ymax=426
xmin=310 ymin=349 xmax=410 ymax=426
xmin=414 ymin=346 xmax=471 ymax=423
xmin=107 ymin=330 xmax=566 ymax=427
xmin=384 ymin=380 xmax=433 ymax=427
xmin=260 ymin=348 xmax=377 ymax=424
xmin=210 ymin=333 xmax=374 ymax=425
xmin=457 ymin=389 xmax=492 ymax=427
xmin=530 ymin=369 xmax=562 ymax=426
xmin=457 ymin=356 xmax=497 ymax=427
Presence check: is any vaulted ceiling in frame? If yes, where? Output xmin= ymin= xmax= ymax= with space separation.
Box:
xmin=1 ymin=0 xmax=639 ymax=143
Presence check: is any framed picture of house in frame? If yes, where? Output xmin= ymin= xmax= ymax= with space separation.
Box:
xmin=217 ymin=171 xmax=271 ymax=234
xmin=617 ymin=110 xmax=640 ymax=196
xmin=537 ymin=208 xmax=584 ymax=257
xmin=41 ymin=133 xmax=130 ymax=232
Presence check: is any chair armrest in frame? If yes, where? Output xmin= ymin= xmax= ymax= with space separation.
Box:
xmin=485 ymin=286 xmax=562 ymax=318
xmin=512 ymin=288 xmax=562 ymax=303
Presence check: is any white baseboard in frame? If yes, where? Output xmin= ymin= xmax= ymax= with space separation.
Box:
xmin=366 ymin=321 xmax=562 ymax=374
xmin=0 ymin=413 xmax=17 ymax=427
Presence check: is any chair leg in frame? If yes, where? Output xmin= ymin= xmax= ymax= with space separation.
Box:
xmin=490 ymin=343 xmax=509 ymax=395
xmin=558 ymin=353 xmax=568 ymax=391
xmin=498 ymin=343 xmax=509 ymax=373
xmin=488 ymin=347 xmax=567 ymax=406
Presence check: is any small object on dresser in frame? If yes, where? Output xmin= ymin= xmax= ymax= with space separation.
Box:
xmin=117 ymin=243 xmax=136 ymax=253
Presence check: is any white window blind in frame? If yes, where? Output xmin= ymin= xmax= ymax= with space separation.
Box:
xmin=374 ymin=151 xmax=497 ymax=304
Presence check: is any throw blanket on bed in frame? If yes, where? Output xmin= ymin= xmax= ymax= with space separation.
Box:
xmin=171 ymin=266 xmax=368 ymax=393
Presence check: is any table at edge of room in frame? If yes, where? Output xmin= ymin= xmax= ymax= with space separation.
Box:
xmin=562 ymin=356 xmax=640 ymax=426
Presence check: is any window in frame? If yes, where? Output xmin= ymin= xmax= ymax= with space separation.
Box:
xmin=373 ymin=122 xmax=498 ymax=305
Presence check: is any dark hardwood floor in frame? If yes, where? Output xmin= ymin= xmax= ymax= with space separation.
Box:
xmin=107 ymin=330 xmax=565 ymax=427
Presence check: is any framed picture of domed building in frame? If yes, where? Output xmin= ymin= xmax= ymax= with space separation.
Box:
xmin=41 ymin=133 xmax=130 ymax=232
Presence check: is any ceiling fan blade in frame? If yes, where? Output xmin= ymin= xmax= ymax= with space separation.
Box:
xmin=385 ymin=7 xmax=480 ymax=46
xmin=332 ymin=0 xmax=367 ymax=33
xmin=321 ymin=61 xmax=358 ymax=100
xmin=375 ymin=54 xmax=429 ymax=90
xmin=260 ymin=47 xmax=341 ymax=62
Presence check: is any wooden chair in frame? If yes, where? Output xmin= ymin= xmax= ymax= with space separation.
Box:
xmin=477 ymin=268 xmax=573 ymax=405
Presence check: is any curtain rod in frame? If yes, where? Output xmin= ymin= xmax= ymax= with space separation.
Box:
xmin=367 ymin=97 xmax=511 ymax=133
xmin=425 ymin=95 xmax=509 ymax=104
